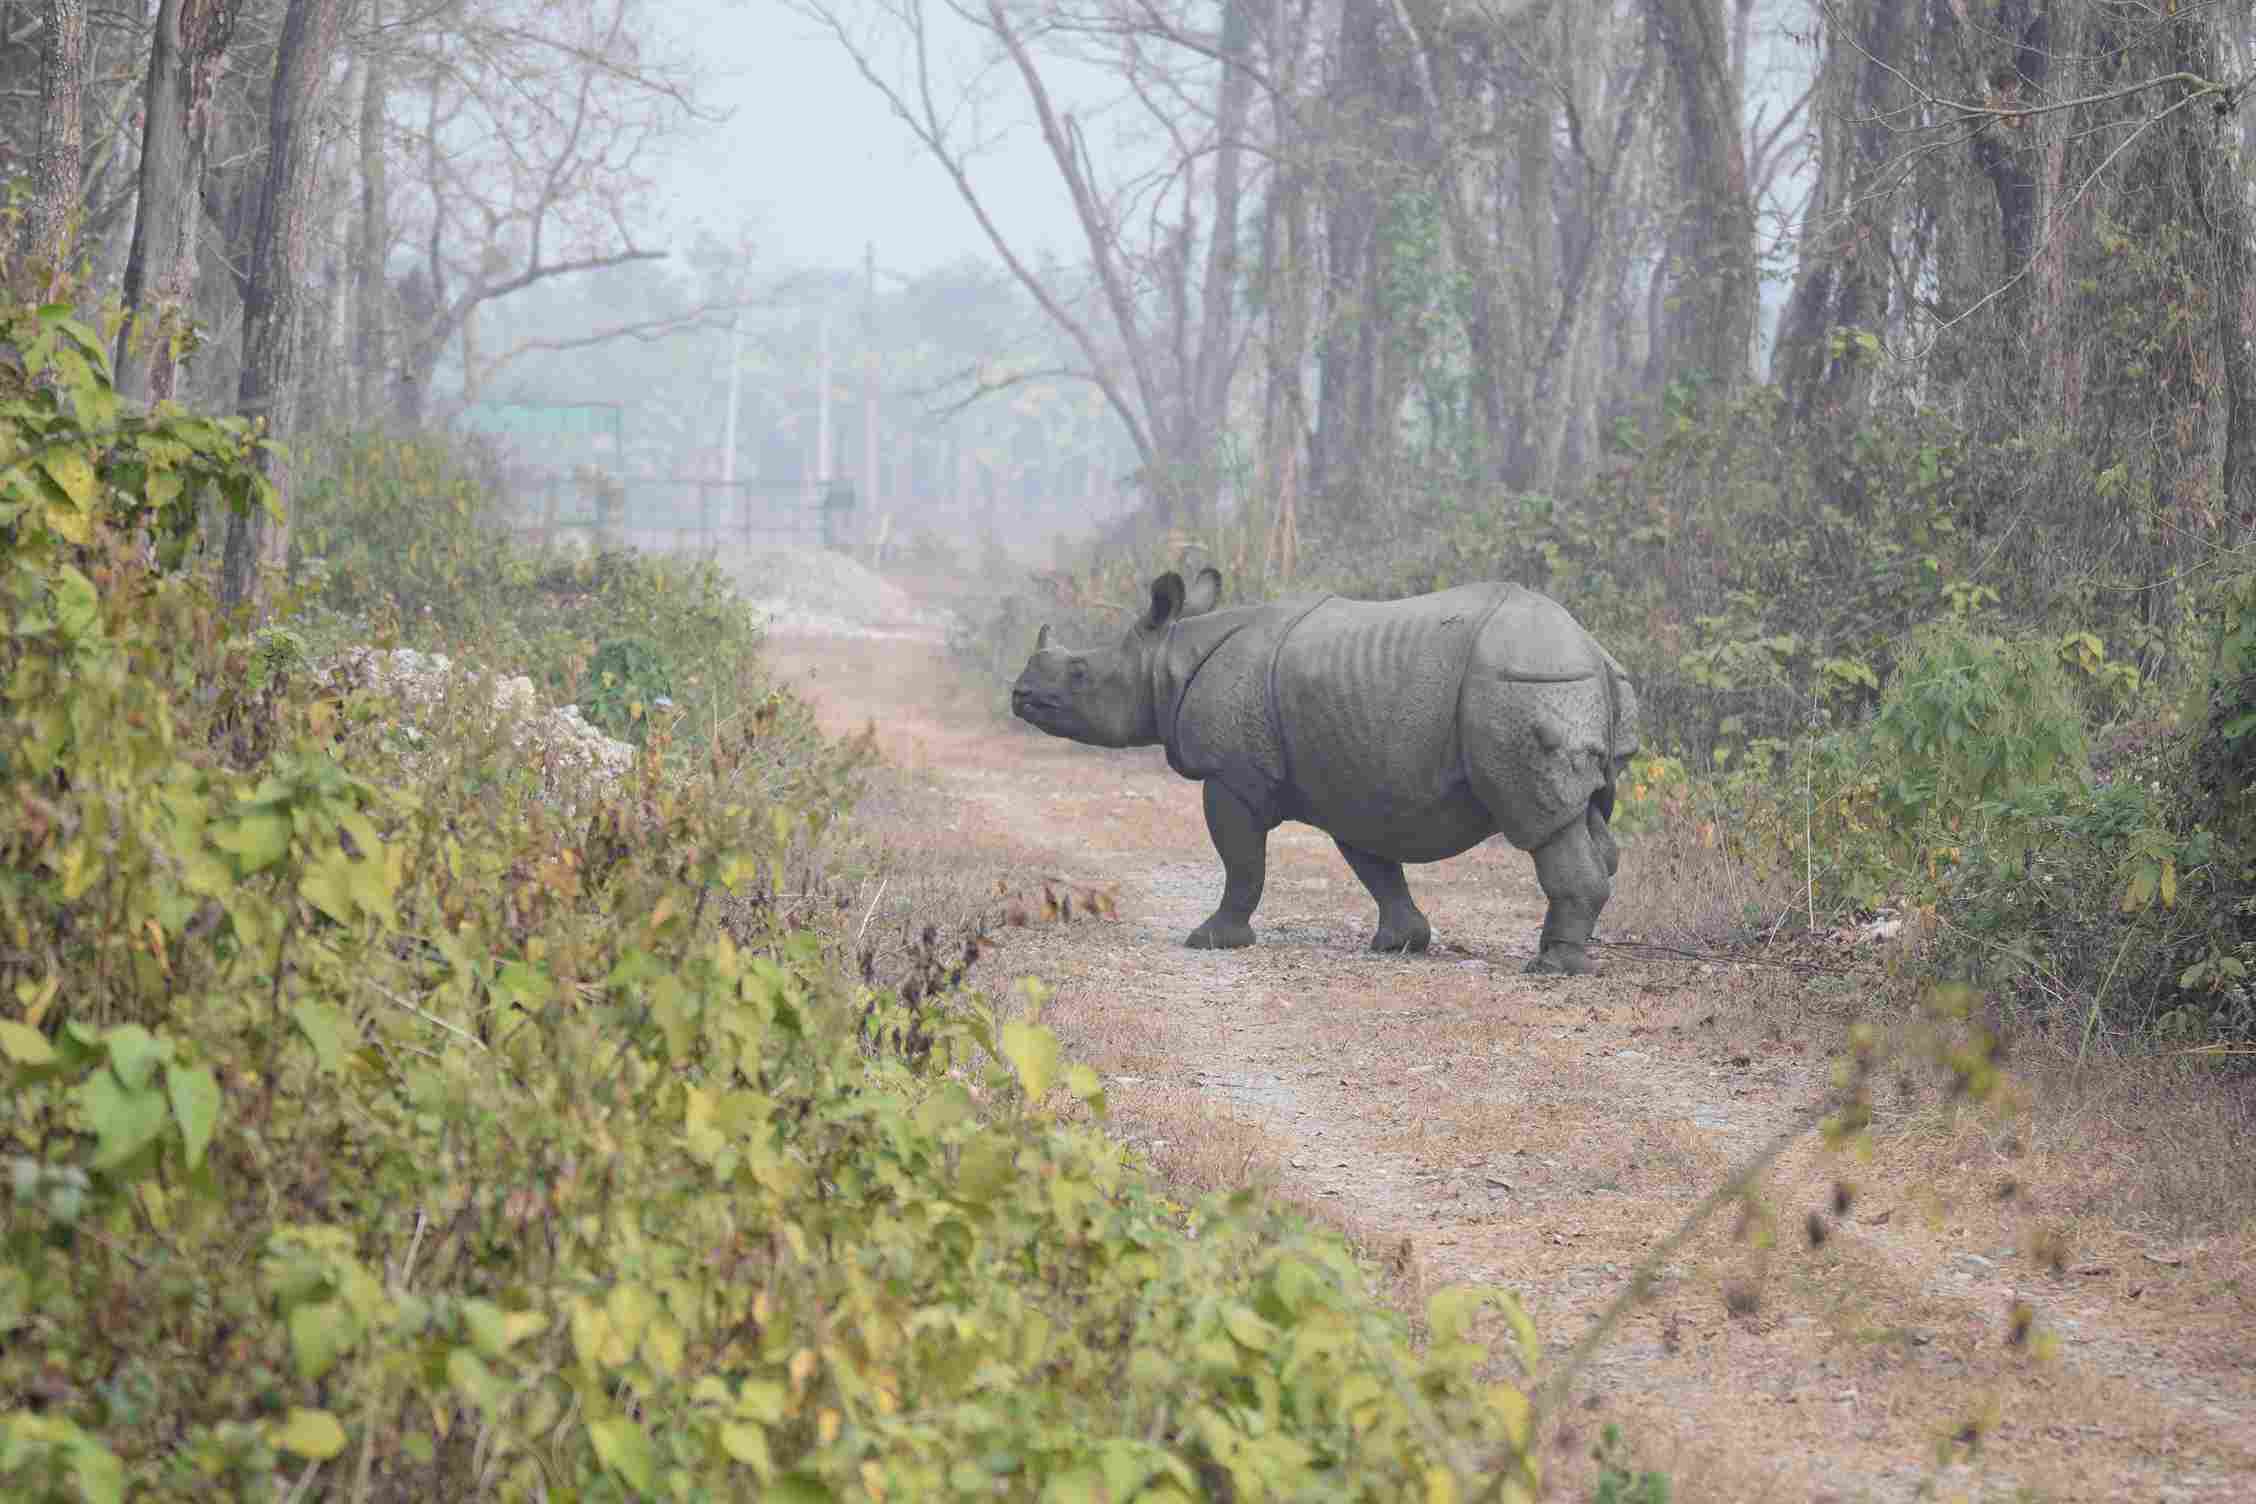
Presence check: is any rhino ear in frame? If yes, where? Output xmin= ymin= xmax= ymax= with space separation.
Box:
xmin=1036 ymin=624 xmax=1054 ymax=652
xmin=1182 ymin=567 xmax=1222 ymax=616
xmin=1143 ymin=572 xmax=1187 ymax=630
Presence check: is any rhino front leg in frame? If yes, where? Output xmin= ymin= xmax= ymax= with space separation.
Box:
xmin=1333 ymin=841 xmax=1432 ymax=953
xmin=1188 ymin=780 xmax=1269 ymax=949
xmin=1526 ymin=803 xmax=1613 ymax=976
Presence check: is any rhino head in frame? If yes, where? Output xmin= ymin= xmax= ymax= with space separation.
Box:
xmin=1011 ymin=567 xmax=1222 ymax=746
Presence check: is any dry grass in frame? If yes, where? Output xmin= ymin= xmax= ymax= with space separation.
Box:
xmin=1610 ymin=784 xmax=1806 ymax=953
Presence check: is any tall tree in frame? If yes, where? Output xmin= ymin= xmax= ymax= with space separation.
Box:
xmin=113 ymin=0 xmax=239 ymax=404
xmin=221 ymin=0 xmax=358 ymax=611
xmin=18 ymin=0 xmax=88 ymax=294
xmin=1645 ymin=0 xmax=1757 ymax=391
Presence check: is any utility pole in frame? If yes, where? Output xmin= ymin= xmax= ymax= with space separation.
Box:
xmin=862 ymin=241 xmax=879 ymax=517
xmin=720 ymin=240 xmax=752 ymax=486
xmin=815 ymin=305 xmax=833 ymax=497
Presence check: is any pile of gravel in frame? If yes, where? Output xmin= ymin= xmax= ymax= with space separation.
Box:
xmin=325 ymin=647 xmax=637 ymax=809
xmin=704 ymin=544 xmax=955 ymax=641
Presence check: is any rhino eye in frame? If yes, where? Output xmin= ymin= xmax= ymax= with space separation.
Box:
xmin=1068 ymin=660 xmax=1089 ymax=683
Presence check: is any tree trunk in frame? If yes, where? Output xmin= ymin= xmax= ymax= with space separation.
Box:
xmin=1645 ymin=0 xmax=1755 ymax=391
xmin=1509 ymin=14 xmax=1655 ymax=491
xmin=352 ymin=0 xmax=390 ymax=422
xmin=1312 ymin=0 xmax=1385 ymax=523
xmin=115 ymin=0 xmax=238 ymax=405
xmin=221 ymin=0 xmax=357 ymax=614
xmin=1776 ymin=0 xmax=1902 ymax=436
xmin=1183 ymin=0 xmax=1255 ymax=525
xmin=19 ymin=0 xmax=88 ymax=295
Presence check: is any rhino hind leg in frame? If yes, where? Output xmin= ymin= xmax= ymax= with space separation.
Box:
xmin=1333 ymin=840 xmax=1432 ymax=953
xmin=1526 ymin=801 xmax=1614 ymax=976
xmin=1187 ymin=780 xmax=1267 ymax=950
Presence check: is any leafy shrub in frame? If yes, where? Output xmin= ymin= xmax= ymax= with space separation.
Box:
xmin=2 ymin=306 xmax=1561 ymax=1499
xmin=291 ymin=430 xmax=789 ymax=760
xmin=1868 ymin=622 xmax=2090 ymax=872
xmin=582 ymin=635 xmax=672 ymax=743
xmin=1589 ymin=1423 xmax=1669 ymax=1504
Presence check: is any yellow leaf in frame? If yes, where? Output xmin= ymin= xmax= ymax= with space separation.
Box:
xmin=39 ymin=447 xmax=95 ymax=506
xmin=642 ymin=1316 xmax=686 ymax=1376
xmin=1001 ymin=1018 xmax=1061 ymax=1101
xmin=273 ymin=1408 xmax=347 ymax=1460
xmin=2160 ymin=859 xmax=2177 ymax=910
xmin=0 ymin=1019 xmax=55 ymax=1066
xmin=1222 ymin=1304 xmax=1277 ymax=1352
xmin=719 ymin=1421 xmax=771 ymax=1470
xmin=1487 ymin=1382 xmax=1534 ymax=1450
xmin=44 ymin=499 xmax=92 ymax=544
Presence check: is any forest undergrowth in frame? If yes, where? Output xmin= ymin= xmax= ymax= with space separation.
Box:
xmin=953 ymin=380 xmax=2256 ymax=1058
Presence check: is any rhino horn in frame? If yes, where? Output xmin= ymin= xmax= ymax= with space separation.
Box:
xmin=1144 ymin=572 xmax=1187 ymax=629
xmin=1036 ymin=623 xmax=1054 ymax=651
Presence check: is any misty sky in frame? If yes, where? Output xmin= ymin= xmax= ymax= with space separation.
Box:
xmin=655 ymin=0 xmax=1100 ymax=276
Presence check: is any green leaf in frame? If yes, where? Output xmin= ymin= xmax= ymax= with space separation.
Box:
xmin=103 ymin=1025 xmax=167 ymax=1091
xmin=447 ymin=1348 xmax=509 ymax=1418
xmin=0 ymin=1019 xmax=55 ymax=1066
xmin=300 ymin=849 xmax=362 ymax=926
xmin=1000 ymin=1019 xmax=1061 ymax=1102
xmin=165 ymin=1063 xmax=221 ymax=1170
xmin=79 ymin=1070 xmax=169 ymax=1171
xmin=463 ymin=1299 xmax=548 ymax=1358
xmin=719 ymin=1421 xmax=771 ymax=1469
xmin=273 ymin=1407 xmax=347 ymax=1460
xmin=50 ymin=565 xmax=96 ymax=637
xmin=68 ymin=1431 xmax=126 ymax=1504
xmin=1065 ymin=1063 xmax=1105 ymax=1113
xmin=293 ymin=999 xmax=354 ymax=1076
xmin=289 ymin=1300 xmax=354 ymax=1381
xmin=588 ymin=1415 xmax=657 ymax=1492
xmin=211 ymin=812 xmax=290 ymax=875
xmin=955 ymin=1131 xmax=1017 ymax=1204
xmin=1221 ymin=1304 xmax=1277 ymax=1352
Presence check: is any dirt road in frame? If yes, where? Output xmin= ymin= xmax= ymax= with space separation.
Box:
xmin=768 ymin=628 xmax=2256 ymax=1503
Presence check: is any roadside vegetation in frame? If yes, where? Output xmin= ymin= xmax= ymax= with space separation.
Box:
xmin=3 ymin=291 xmax=1586 ymax=1501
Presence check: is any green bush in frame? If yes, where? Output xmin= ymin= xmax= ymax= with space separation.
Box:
xmin=2 ymin=299 xmax=1559 ymax=1502
xmin=291 ymin=430 xmax=792 ymax=760
xmin=582 ymin=635 xmax=673 ymax=743
xmin=1868 ymin=622 xmax=2090 ymax=871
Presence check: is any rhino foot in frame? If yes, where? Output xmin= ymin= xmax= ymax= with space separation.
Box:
xmin=1369 ymin=913 xmax=1432 ymax=954
xmin=1187 ymin=916 xmax=1256 ymax=950
xmin=1525 ymin=945 xmax=1600 ymax=977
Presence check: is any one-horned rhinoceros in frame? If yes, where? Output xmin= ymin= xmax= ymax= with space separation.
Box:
xmin=1009 ymin=568 xmax=1639 ymax=974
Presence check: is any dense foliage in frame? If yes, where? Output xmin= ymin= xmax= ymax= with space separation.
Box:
xmin=2 ymin=305 xmax=1558 ymax=1500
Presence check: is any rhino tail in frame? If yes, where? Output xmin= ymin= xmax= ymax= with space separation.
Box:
xmin=1593 ymin=648 xmax=1621 ymax=826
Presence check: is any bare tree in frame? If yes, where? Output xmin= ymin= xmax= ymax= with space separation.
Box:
xmin=366 ymin=0 xmax=711 ymax=421
xmin=795 ymin=0 xmax=1258 ymax=527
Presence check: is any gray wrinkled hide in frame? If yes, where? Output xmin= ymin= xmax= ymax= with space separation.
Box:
xmin=1010 ymin=570 xmax=1639 ymax=974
